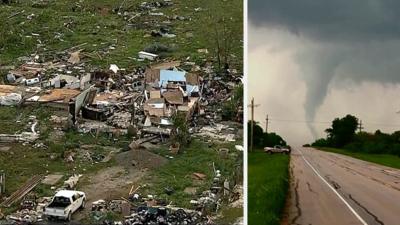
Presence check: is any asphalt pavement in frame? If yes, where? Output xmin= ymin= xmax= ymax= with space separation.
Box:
xmin=284 ymin=147 xmax=400 ymax=225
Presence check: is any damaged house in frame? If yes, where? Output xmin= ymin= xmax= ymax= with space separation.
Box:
xmin=143 ymin=67 xmax=201 ymax=135
xmin=0 ymin=52 xmax=206 ymax=142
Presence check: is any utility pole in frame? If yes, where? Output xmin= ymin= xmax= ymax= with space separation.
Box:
xmin=358 ymin=120 xmax=363 ymax=133
xmin=248 ymin=98 xmax=259 ymax=152
xmin=250 ymin=98 xmax=254 ymax=152
xmin=265 ymin=114 xmax=269 ymax=133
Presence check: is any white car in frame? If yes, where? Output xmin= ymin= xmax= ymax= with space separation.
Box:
xmin=264 ymin=145 xmax=290 ymax=154
xmin=44 ymin=190 xmax=86 ymax=221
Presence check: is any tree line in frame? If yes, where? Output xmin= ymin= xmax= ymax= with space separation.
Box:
xmin=310 ymin=114 xmax=400 ymax=156
xmin=247 ymin=121 xmax=287 ymax=149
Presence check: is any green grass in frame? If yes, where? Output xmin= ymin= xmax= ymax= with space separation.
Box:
xmin=216 ymin=207 xmax=243 ymax=225
xmin=0 ymin=105 xmax=56 ymax=133
xmin=0 ymin=142 xmax=117 ymax=195
xmin=143 ymin=139 xmax=242 ymax=210
xmin=0 ymin=0 xmax=242 ymax=70
xmin=317 ymin=147 xmax=400 ymax=169
xmin=0 ymin=106 xmax=123 ymax=206
xmin=248 ymin=151 xmax=289 ymax=225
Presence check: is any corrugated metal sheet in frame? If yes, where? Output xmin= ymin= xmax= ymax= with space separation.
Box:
xmin=159 ymin=70 xmax=186 ymax=87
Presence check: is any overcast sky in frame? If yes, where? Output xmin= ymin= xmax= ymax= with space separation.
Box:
xmin=248 ymin=0 xmax=400 ymax=146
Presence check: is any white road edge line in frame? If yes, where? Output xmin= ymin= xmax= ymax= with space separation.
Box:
xmin=297 ymin=149 xmax=369 ymax=225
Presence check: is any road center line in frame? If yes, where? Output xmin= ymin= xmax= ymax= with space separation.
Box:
xmin=297 ymin=149 xmax=369 ymax=225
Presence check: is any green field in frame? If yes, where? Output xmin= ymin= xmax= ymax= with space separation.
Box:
xmin=248 ymin=151 xmax=290 ymax=225
xmin=0 ymin=0 xmax=242 ymax=70
xmin=318 ymin=147 xmax=400 ymax=169
xmin=144 ymin=140 xmax=242 ymax=209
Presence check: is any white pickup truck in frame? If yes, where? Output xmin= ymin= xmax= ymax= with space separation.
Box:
xmin=44 ymin=190 xmax=86 ymax=221
xmin=264 ymin=145 xmax=291 ymax=154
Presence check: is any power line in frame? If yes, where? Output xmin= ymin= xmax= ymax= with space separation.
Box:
xmin=256 ymin=117 xmax=400 ymax=128
xmin=269 ymin=119 xmax=331 ymax=124
xmin=361 ymin=122 xmax=400 ymax=128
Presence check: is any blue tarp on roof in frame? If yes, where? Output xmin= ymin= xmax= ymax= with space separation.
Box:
xmin=159 ymin=70 xmax=186 ymax=87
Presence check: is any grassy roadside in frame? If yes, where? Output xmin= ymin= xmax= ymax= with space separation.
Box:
xmin=248 ymin=151 xmax=289 ymax=225
xmin=317 ymin=147 xmax=400 ymax=169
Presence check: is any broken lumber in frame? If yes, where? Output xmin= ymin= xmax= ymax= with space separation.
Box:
xmin=0 ymin=175 xmax=43 ymax=207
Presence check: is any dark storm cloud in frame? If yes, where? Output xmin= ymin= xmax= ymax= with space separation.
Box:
xmin=249 ymin=0 xmax=400 ymax=42
xmin=249 ymin=0 xmax=400 ymax=137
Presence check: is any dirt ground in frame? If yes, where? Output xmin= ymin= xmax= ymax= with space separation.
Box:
xmin=74 ymin=149 xmax=168 ymax=219
xmin=119 ymin=148 xmax=168 ymax=170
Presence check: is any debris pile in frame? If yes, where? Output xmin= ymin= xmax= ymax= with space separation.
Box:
xmin=8 ymin=208 xmax=43 ymax=224
xmin=92 ymin=202 xmax=213 ymax=225
xmin=121 ymin=207 xmax=212 ymax=225
xmin=195 ymin=123 xmax=239 ymax=142
xmin=229 ymin=185 xmax=243 ymax=209
xmin=0 ymin=115 xmax=39 ymax=143
xmin=7 ymin=196 xmax=51 ymax=224
xmin=1 ymin=42 xmax=242 ymax=145
xmin=63 ymin=174 xmax=82 ymax=189
xmin=188 ymin=168 xmax=226 ymax=213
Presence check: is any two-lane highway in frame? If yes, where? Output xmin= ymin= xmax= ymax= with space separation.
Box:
xmin=284 ymin=147 xmax=400 ymax=225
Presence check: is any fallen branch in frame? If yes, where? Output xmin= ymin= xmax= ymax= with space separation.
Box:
xmin=8 ymin=10 xmax=25 ymax=19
